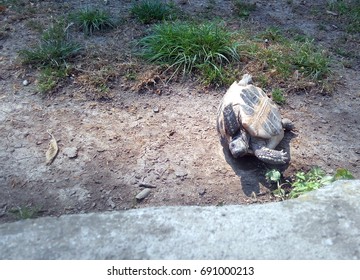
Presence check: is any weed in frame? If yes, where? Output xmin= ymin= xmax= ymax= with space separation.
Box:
xmin=19 ymin=20 xmax=81 ymax=68
xmin=130 ymin=0 xmax=177 ymax=24
xmin=257 ymin=27 xmax=285 ymax=42
xmin=26 ymin=19 xmax=45 ymax=33
xmin=265 ymin=169 xmax=289 ymax=200
xmin=38 ymin=66 xmax=69 ymax=93
xmin=232 ymin=0 xmax=256 ymax=18
xmin=238 ymin=29 xmax=331 ymax=88
xmin=138 ymin=21 xmax=239 ymax=84
xmin=271 ymin=88 xmax=286 ymax=104
xmin=333 ymin=168 xmax=355 ymax=180
xmin=289 ymin=167 xmax=333 ymax=198
xmin=329 ymin=0 xmax=360 ymax=33
xmin=9 ymin=206 xmax=41 ymax=220
xmin=70 ymin=8 xmax=114 ymax=35
xmin=266 ymin=167 xmax=355 ymax=200
xmin=290 ymin=40 xmax=330 ymax=80
xmin=19 ymin=20 xmax=81 ymax=93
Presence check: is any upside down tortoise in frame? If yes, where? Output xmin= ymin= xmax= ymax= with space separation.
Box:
xmin=216 ymin=74 xmax=293 ymax=165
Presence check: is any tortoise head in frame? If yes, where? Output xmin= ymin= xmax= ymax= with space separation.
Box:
xmin=228 ymin=132 xmax=249 ymax=158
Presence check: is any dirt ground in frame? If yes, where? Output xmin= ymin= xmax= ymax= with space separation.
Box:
xmin=0 ymin=0 xmax=359 ymax=223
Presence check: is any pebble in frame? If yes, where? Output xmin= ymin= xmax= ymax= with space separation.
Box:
xmin=153 ymin=106 xmax=159 ymax=113
xmin=22 ymin=80 xmax=29 ymax=86
xmin=136 ymin=188 xmax=151 ymax=200
xmin=107 ymin=197 xmax=116 ymax=209
xmin=63 ymin=147 xmax=78 ymax=158
xmin=175 ymin=170 xmax=188 ymax=178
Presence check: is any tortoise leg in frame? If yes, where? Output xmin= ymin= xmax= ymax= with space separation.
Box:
xmin=251 ymin=138 xmax=288 ymax=164
xmin=223 ymin=104 xmax=240 ymax=137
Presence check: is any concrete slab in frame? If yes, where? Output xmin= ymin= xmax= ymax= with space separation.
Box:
xmin=1 ymin=180 xmax=360 ymax=259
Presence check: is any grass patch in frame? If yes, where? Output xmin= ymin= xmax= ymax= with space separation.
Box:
xmin=138 ymin=21 xmax=331 ymax=89
xmin=138 ymin=21 xmax=239 ymax=84
xmin=70 ymin=8 xmax=115 ymax=35
xmin=232 ymin=0 xmax=256 ymax=18
xmin=38 ymin=66 xmax=70 ymax=93
xmin=271 ymin=88 xmax=286 ymax=104
xmin=328 ymin=0 xmax=360 ymax=33
xmin=19 ymin=20 xmax=81 ymax=68
xmin=266 ymin=167 xmax=355 ymax=200
xmin=239 ymin=30 xmax=331 ymax=90
xmin=19 ymin=20 xmax=81 ymax=93
xmin=130 ymin=0 xmax=178 ymax=24
xmin=9 ymin=206 xmax=41 ymax=220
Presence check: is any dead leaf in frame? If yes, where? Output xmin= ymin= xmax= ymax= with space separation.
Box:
xmin=45 ymin=132 xmax=58 ymax=165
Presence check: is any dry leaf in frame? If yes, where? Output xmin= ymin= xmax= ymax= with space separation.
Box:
xmin=45 ymin=132 xmax=58 ymax=165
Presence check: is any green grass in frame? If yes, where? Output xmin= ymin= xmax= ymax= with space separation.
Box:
xmin=38 ymin=66 xmax=70 ymax=93
xmin=19 ymin=20 xmax=81 ymax=93
xmin=239 ymin=32 xmax=331 ymax=87
xmin=232 ymin=0 xmax=256 ymax=18
xmin=9 ymin=206 xmax=41 ymax=220
xmin=266 ymin=167 xmax=355 ymax=200
xmin=130 ymin=0 xmax=177 ymax=24
xmin=271 ymin=88 xmax=286 ymax=104
xmin=19 ymin=20 xmax=81 ymax=68
xmin=138 ymin=21 xmax=331 ymax=88
xmin=289 ymin=40 xmax=330 ymax=80
xmin=328 ymin=0 xmax=360 ymax=33
xmin=70 ymin=8 xmax=115 ymax=35
xmin=138 ymin=21 xmax=239 ymax=84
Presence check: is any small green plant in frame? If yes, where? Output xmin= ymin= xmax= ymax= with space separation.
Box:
xmin=267 ymin=167 xmax=355 ymax=200
xmin=271 ymin=88 xmax=286 ymax=104
xmin=19 ymin=20 xmax=81 ymax=93
xmin=289 ymin=167 xmax=333 ymax=198
xmin=19 ymin=20 xmax=81 ymax=68
xmin=130 ymin=0 xmax=177 ymax=24
xmin=138 ymin=21 xmax=239 ymax=84
xmin=70 ymin=8 xmax=114 ymax=35
xmin=290 ymin=40 xmax=330 ymax=80
xmin=9 ymin=206 xmax=41 ymax=220
xmin=38 ymin=66 xmax=69 ymax=93
xmin=333 ymin=168 xmax=355 ymax=180
xmin=26 ymin=19 xmax=45 ymax=33
xmin=328 ymin=0 xmax=360 ymax=33
xmin=232 ymin=0 xmax=256 ymax=18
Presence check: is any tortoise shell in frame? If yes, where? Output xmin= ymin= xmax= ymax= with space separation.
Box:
xmin=237 ymin=84 xmax=283 ymax=139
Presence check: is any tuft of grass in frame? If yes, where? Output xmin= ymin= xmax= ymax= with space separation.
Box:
xmin=38 ymin=66 xmax=70 ymax=93
xmin=289 ymin=40 xmax=330 ymax=80
xmin=266 ymin=167 xmax=355 ymax=200
xmin=328 ymin=0 xmax=360 ymax=33
xmin=138 ymin=21 xmax=239 ymax=84
xmin=130 ymin=0 xmax=177 ymax=24
xmin=232 ymin=0 xmax=256 ymax=18
xmin=70 ymin=8 xmax=115 ymax=35
xmin=239 ymin=30 xmax=331 ymax=89
xmin=271 ymin=88 xmax=286 ymax=104
xmin=19 ymin=20 xmax=81 ymax=93
xmin=9 ymin=206 xmax=41 ymax=220
xmin=19 ymin=20 xmax=81 ymax=68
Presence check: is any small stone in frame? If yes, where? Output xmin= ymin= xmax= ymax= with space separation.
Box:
xmin=198 ymin=188 xmax=206 ymax=196
xmin=63 ymin=147 xmax=78 ymax=159
xmin=153 ymin=106 xmax=159 ymax=113
xmin=136 ymin=188 xmax=151 ymax=200
xmin=107 ymin=197 xmax=116 ymax=209
xmin=22 ymin=80 xmax=29 ymax=86
xmin=175 ymin=169 xmax=188 ymax=178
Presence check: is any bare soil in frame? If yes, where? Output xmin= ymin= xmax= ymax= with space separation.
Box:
xmin=0 ymin=0 xmax=359 ymax=223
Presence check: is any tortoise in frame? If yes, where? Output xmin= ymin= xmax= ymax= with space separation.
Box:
xmin=216 ymin=74 xmax=293 ymax=165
